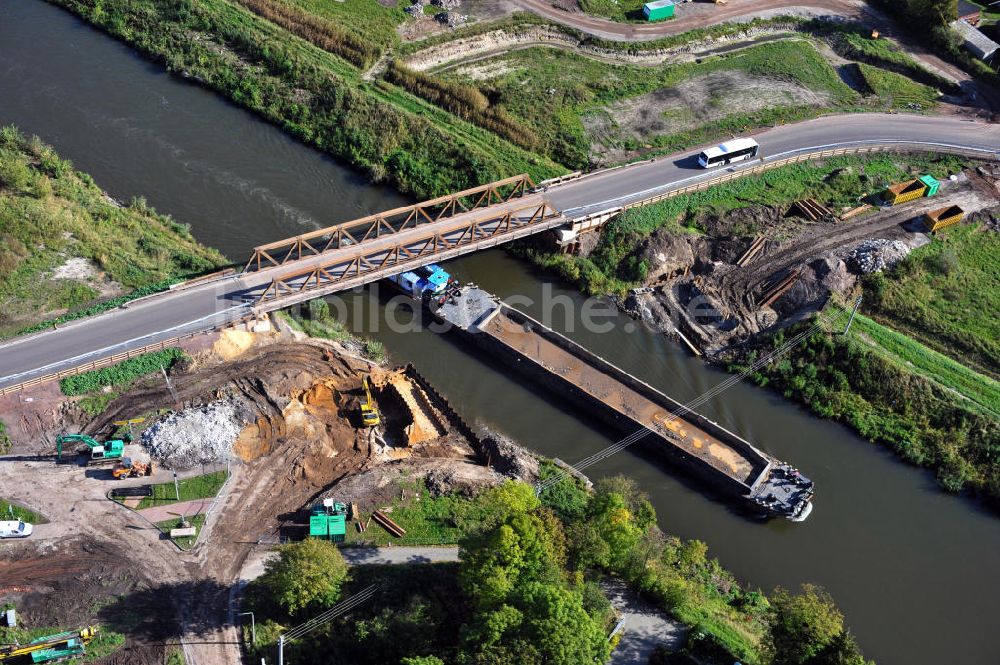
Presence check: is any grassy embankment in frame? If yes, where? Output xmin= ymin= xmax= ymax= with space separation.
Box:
xmin=0 ymin=625 xmax=125 ymax=663
xmin=438 ymin=36 xmax=937 ymax=169
xmin=244 ymin=474 xmax=870 ymax=664
xmin=0 ymin=499 xmax=46 ymax=523
xmin=49 ymin=0 xmax=564 ymax=199
xmin=58 ymin=348 xmax=189 ymax=417
xmin=863 ymin=220 xmax=999 ymax=379
xmin=521 ymin=152 xmax=967 ymax=295
xmin=0 ymin=126 xmax=227 ymax=338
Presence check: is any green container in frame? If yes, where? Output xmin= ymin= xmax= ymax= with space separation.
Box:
xmin=919 ymin=174 xmax=939 ymax=196
xmin=643 ymin=0 xmax=674 ymax=21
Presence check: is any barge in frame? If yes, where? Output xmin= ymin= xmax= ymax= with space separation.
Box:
xmin=434 ymin=285 xmax=813 ymax=521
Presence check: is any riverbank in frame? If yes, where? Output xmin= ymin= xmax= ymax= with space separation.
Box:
xmin=241 ymin=470 xmax=871 ymax=665
xmin=0 ymin=126 xmax=227 ymax=337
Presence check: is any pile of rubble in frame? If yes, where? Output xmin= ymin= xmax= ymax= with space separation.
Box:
xmin=849 ymin=238 xmax=911 ymax=274
xmin=141 ymin=400 xmax=245 ymax=468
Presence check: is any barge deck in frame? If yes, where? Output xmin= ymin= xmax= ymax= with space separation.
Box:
xmin=435 ymin=285 xmax=813 ymax=520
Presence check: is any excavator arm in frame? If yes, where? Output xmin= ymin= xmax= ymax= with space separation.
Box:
xmin=0 ymin=626 xmax=98 ymax=662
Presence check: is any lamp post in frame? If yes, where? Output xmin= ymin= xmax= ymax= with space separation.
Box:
xmin=238 ymin=611 xmax=256 ymax=645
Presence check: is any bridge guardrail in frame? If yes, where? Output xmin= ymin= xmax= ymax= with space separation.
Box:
xmin=0 ymin=316 xmax=253 ymax=398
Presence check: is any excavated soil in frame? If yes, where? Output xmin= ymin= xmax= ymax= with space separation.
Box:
xmin=622 ymin=174 xmax=999 ymax=354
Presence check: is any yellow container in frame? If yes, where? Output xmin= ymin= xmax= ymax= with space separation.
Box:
xmin=885 ymin=179 xmax=927 ymax=205
xmin=924 ymin=205 xmax=964 ymax=232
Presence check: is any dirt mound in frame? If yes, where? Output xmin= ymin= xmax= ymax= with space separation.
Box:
xmin=477 ymin=425 xmax=539 ymax=483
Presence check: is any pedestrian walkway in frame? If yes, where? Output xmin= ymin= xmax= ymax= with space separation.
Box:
xmin=603 ymin=578 xmax=686 ymax=665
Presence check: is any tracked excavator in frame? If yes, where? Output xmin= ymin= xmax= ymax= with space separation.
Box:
xmin=55 ymin=434 xmax=129 ymax=464
xmin=0 ymin=626 xmax=98 ymax=663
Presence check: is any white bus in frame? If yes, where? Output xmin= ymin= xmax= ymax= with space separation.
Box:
xmin=697 ymin=138 xmax=759 ymax=168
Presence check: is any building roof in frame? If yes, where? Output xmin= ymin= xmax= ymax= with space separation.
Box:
xmin=957 ymin=0 xmax=983 ymax=19
xmin=643 ymin=0 xmax=674 ymax=9
xmin=950 ymin=19 xmax=1000 ymax=60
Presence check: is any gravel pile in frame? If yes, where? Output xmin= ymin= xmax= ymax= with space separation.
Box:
xmin=849 ymin=238 xmax=910 ymax=274
xmin=141 ymin=400 xmax=244 ymax=469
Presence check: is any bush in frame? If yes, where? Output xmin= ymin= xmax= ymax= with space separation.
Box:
xmin=260 ymin=539 xmax=350 ymax=616
xmin=59 ymin=348 xmax=187 ymax=395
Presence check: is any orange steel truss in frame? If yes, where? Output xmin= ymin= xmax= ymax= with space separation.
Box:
xmin=255 ymin=201 xmax=559 ymax=307
xmin=245 ymin=174 xmax=537 ymax=272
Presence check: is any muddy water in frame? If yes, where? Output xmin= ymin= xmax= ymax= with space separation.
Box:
xmin=3 ymin=2 xmax=1000 ymax=664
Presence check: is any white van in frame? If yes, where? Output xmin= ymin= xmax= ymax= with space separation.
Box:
xmin=0 ymin=520 xmax=33 ymax=538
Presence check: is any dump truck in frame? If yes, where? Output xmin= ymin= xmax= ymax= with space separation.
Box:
xmin=55 ymin=434 xmax=128 ymax=464
xmin=309 ymin=499 xmax=347 ymax=542
xmin=112 ymin=457 xmax=154 ymax=480
xmin=0 ymin=626 xmax=98 ymax=663
xmin=360 ymin=376 xmax=380 ymax=427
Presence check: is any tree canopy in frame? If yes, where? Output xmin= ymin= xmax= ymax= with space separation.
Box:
xmin=260 ymin=539 xmax=349 ymax=615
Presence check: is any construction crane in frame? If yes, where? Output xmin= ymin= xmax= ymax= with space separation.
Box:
xmin=55 ymin=434 xmax=129 ymax=463
xmin=360 ymin=376 xmax=380 ymax=427
xmin=0 ymin=626 xmax=98 ymax=663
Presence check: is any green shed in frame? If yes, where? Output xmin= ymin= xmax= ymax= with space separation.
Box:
xmin=643 ymin=0 xmax=674 ymax=21
xmin=918 ymin=174 xmax=940 ymax=197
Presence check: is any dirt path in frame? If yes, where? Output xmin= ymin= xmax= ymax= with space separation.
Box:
xmin=340 ymin=546 xmax=460 ymax=565
xmin=511 ymin=0 xmax=864 ymax=42
xmin=137 ymin=497 xmax=214 ymax=523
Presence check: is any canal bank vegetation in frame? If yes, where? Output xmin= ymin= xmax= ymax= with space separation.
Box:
xmin=732 ymin=298 xmax=1000 ymax=507
xmin=243 ymin=475 xmax=871 ymax=664
xmin=0 ymin=126 xmax=227 ymax=337
xmin=48 ymin=0 xmax=564 ymax=199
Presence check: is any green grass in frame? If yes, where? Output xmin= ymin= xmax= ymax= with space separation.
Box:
xmin=849 ymin=312 xmax=1000 ymax=417
xmin=864 ymin=220 xmax=1000 ymax=379
xmin=578 ymin=0 xmax=649 ymax=23
xmin=285 ymin=0 xmax=406 ymax=55
xmin=121 ymin=470 xmax=229 ymax=510
xmin=0 ymin=127 xmax=228 ymax=336
xmin=59 ymin=348 xmax=187 ymax=396
xmin=156 ymin=513 xmax=208 ymax=550
xmin=856 ymin=62 xmax=940 ymax=107
xmin=441 ymin=39 xmax=859 ymax=168
xmin=0 ymin=419 xmax=10 ymax=454
xmin=0 ymin=499 xmax=46 ymax=524
xmin=0 ymin=626 xmax=125 ymax=663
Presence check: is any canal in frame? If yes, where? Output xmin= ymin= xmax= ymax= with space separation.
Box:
xmin=2 ymin=2 xmax=999 ymax=663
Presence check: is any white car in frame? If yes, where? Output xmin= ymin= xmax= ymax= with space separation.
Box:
xmin=0 ymin=520 xmax=33 ymax=538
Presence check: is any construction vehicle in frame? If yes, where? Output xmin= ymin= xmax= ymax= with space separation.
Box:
xmin=0 ymin=626 xmax=98 ymax=663
xmin=111 ymin=457 xmax=154 ymax=480
xmin=360 ymin=376 xmax=380 ymax=427
xmin=55 ymin=434 xmax=129 ymax=464
xmin=309 ymin=499 xmax=346 ymax=542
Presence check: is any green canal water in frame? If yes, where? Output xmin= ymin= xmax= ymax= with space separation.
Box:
xmin=2 ymin=2 xmax=999 ymax=663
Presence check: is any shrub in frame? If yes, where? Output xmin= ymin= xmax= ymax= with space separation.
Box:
xmin=59 ymin=348 xmax=187 ymax=395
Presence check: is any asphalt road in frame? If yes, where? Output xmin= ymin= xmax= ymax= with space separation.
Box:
xmin=2 ymin=114 xmax=999 ymax=390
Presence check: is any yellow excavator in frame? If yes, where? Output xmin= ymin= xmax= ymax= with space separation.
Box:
xmin=0 ymin=626 xmax=98 ymax=662
xmin=360 ymin=376 xmax=380 ymax=427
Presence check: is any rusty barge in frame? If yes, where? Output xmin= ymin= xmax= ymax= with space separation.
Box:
xmin=434 ymin=285 xmax=813 ymax=521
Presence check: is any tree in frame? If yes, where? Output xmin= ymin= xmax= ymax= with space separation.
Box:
xmin=771 ymin=584 xmax=845 ymax=665
xmin=260 ymin=539 xmax=349 ymax=615
xmin=400 ymin=657 xmax=445 ymax=665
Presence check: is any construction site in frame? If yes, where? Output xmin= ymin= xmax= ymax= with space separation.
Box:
xmin=608 ymin=164 xmax=1000 ymax=355
xmin=0 ymin=318 xmax=528 ymax=664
